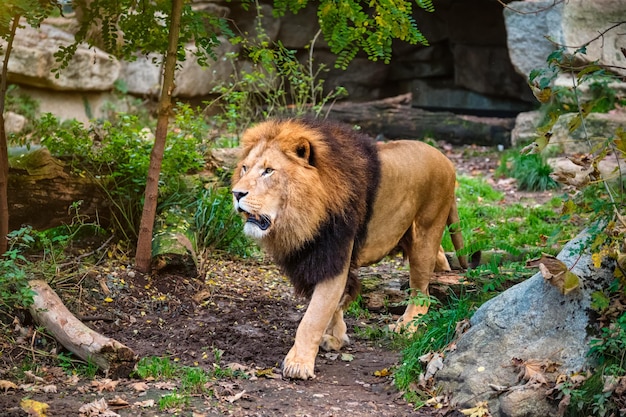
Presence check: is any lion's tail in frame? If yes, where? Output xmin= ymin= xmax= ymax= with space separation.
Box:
xmin=448 ymin=199 xmax=469 ymax=269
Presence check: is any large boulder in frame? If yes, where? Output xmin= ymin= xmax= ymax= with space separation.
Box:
xmin=0 ymin=24 xmax=119 ymax=91
xmin=436 ymin=230 xmax=615 ymax=416
xmin=562 ymin=0 xmax=626 ymax=77
xmin=503 ymin=1 xmax=564 ymax=79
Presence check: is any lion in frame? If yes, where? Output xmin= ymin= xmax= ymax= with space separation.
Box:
xmin=232 ymin=119 xmax=467 ymax=380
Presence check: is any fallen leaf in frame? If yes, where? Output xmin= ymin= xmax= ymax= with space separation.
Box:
xmin=373 ymin=368 xmax=390 ymax=377
xmin=153 ymin=381 xmax=177 ymax=390
xmin=129 ymin=382 xmax=149 ymax=392
xmin=512 ymin=357 xmax=560 ymax=386
xmin=340 ymin=353 xmax=354 ymax=362
xmin=41 ymin=385 xmax=57 ymax=393
xmin=107 ymin=396 xmax=129 ymax=407
xmin=225 ymin=390 xmax=246 ymax=403
xmin=256 ymin=368 xmax=280 ymax=379
xmin=133 ymin=399 xmax=155 ymax=408
xmin=460 ymin=400 xmax=491 ymax=417
xmin=0 ymin=379 xmax=18 ymax=391
xmin=20 ymin=398 xmax=49 ymax=417
xmin=78 ymin=398 xmax=120 ymax=417
xmin=24 ymin=370 xmax=45 ymax=383
xmin=527 ymin=253 xmax=580 ymax=294
xmin=91 ymin=378 xmax=120 ymax=392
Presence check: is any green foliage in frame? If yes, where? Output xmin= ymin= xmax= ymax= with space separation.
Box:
xmin=0 ymin=0 xmax=56 ymax=41
xmin=57 ymin=352 xmax=99 ymax=378
xmin=193 ymin=186 xmax=255 ymax=257
xmin=53 ymin=0 xmax=233 ymax=75
xmin=4 ymin=84 xmax=39 ymax=122
xmin=498 ymin=152 xmax=560 ymax=192
xmin=0 ymin=228 xmax=35 ymax=310
xmin=313 ymin=0 xmax=433 ymax=69
xmin=442 ymin=176 xmax=573 ymax=260
xmin=208 ymin=3 xmax=348 ymax=140
xmin=31 ymin=104 xmax=208 ymax=241
xmin=394 ymin=291 xmax=475 ymax=404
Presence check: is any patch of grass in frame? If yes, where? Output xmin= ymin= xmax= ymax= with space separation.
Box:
xmin=394 ymin=290 xmax=475 ymax=405
xmin=443 ymin=175 xmax=575 ymax=261
xmin=193 ymin=186 xmax=256 ymax=257
xmin=57 ymin=352 xmax=99 ymax=378
xmin=159 ymin=392 xmax=190 ymax=411
xmin=133 ymin=356 xmax=180 ymax=380
xmin=499 ymin=152 xmax=560 ymax=191
xmin=345 ymin=295 xmax=372 ymax=320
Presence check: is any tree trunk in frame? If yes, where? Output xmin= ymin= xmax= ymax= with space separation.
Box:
xmin=134 ymin=0 xmax=184 ymax=272
xmin=28 ymin=280 xmax=136 ymax=377
xmin=0 ymin=15 xmax=20 ymax=254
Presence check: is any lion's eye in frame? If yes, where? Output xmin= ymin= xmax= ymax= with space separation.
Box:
xmin=262 ymin=167 xmax=274 ymax=176
xmin=241 ymin=165 xmax=248 ymax=175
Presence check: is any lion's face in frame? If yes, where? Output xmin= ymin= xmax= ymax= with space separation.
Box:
xmin=231 ymin=121 xmax=339 ymax=254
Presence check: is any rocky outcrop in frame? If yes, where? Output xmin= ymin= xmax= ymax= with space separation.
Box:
xmin=504 ymin=0 xmax=626 ymax=79
xmin=436 ymin=229 xmax=615 ymax=417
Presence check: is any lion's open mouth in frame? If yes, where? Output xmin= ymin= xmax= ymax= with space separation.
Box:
xmin=240 ymin=210 xmax=272 ymax=231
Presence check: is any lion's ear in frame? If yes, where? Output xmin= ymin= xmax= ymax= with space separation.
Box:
xmin=294 ymin=139 xmax=313 ymax=165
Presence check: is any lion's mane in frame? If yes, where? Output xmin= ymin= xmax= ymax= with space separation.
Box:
xmin=236 ymin=119 xmax=381 ymax=299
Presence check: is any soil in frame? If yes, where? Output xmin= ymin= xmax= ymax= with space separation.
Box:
xmin=0 ymin=143 xmax=548 ymax=417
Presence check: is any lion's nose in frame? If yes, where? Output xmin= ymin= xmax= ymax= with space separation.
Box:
xmin=233 ymin=191 xmax=248 ymax=201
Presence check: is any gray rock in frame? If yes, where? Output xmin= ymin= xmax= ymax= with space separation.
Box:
xmin=436 ymin=229 xmax=615 ymax=416
xmin=503 ymin=1 xmax=564 ymax=79
xmin=0 ymin=24 xmax=119 ymax=91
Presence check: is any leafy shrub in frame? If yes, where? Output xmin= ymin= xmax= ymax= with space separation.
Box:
xmin=193 ymin=186 xmax=255 ymax=257
xmin=499 ymin=152 xmax=559 ymax=192
xmin=0 ymin=228 xmax=35 ymax=310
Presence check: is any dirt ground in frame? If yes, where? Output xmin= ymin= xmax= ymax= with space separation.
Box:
xmin=0 ymin=143 xmax=545 ymax=417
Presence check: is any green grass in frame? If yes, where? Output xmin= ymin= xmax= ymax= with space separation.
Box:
xmin=443 ymin=175 xmax=575 ymax=260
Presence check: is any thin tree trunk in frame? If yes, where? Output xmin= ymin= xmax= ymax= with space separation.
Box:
xmin=134 ymin=0 xmax=184 ymax=272
xmin=0 ymin=15 xmax=20 ymax=255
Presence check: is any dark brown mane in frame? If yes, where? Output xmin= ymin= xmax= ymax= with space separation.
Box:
xmin=273 ymin=119 xmax=381 ymax=300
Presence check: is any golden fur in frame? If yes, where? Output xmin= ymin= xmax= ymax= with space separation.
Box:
xmin=232 ymin=119 xmax=466 ymax=379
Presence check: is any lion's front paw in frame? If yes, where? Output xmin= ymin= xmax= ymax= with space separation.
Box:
xmin=320 ymin=333 xmax=349 ymax=352
xmin=282 ymin=347 xmax=316 ymax=380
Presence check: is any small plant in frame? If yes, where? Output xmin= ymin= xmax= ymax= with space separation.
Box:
xmin=180 ymin=366 xmax=210 ymax=394
xmin=345 ymin=295 xmax=371 ymax=320
xmin=57 ymin=352 xmax=99 ymax=378
xmin=207 ymin=1 xmax=348 ymax=141
xmin=394 ymin=290 xmax=475 ymax=404
xmin=193 ymin=186 xmax=255 ymax=257
xmin=499 ymin=152 xmax=559 ymax=192
xmin=159 ymin=392 xmax=190 ymax=411
xmin=0 ymin=227 xmax=35 ymax=310
xmin=133 ymin=356 xmax=180 ymax=380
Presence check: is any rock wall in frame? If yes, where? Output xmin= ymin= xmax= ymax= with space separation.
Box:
xmin=2 ymin=1 xmax=625 ymax=126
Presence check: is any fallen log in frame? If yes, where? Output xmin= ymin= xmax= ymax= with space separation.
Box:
xmin=326 ymin=94 xmax=515 ymax=146
xmin=28 ymin=280 xmax=137 ymax=378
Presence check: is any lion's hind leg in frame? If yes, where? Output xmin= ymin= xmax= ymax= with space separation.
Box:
xmin=320 ymin=307 xmax=349 ymax=351
xmin=392 ymin=222 xmax=443 ymax=333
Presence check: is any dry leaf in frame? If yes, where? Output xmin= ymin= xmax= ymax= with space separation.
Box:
xmin=374 ymin=368 xmax=391 ymax=377
xmin=225 ymin=390 xmax=246 ymax=403
xmin=41 ymin=385 xmax=57 ymax=393
xmin=107 ymin=396 xmax=129 ymax=407
xmin=154 ymin=381 xmax=177 ymax=390
xmin=24 ymin=370 xmax=45 ymax=383
xmin=461 ymin=400 xmax=491 ymax=417
xmin=130 ymin=382 xmax=149 ymax=392
xmin=20 ymin=398 xmax=49 ymax=417
xmin=340 ymin=353 xmax=354 ymax=362
xmin=256 ymin=368 xmax=280 ymax=379
xmin=133 ymin=399 xmax=155 ymax=408
xmin=91 ymin=378 xmax=120 ymax=392
xmin=0 ymin=379 xmax=18 ymax=391
xmin=512 ymin=357 xmax=560 ymax=386
xmin=78 ymin=398 xmax=120 ymax=417
xmin=527 ymin=254 xmax=580 ymax=294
